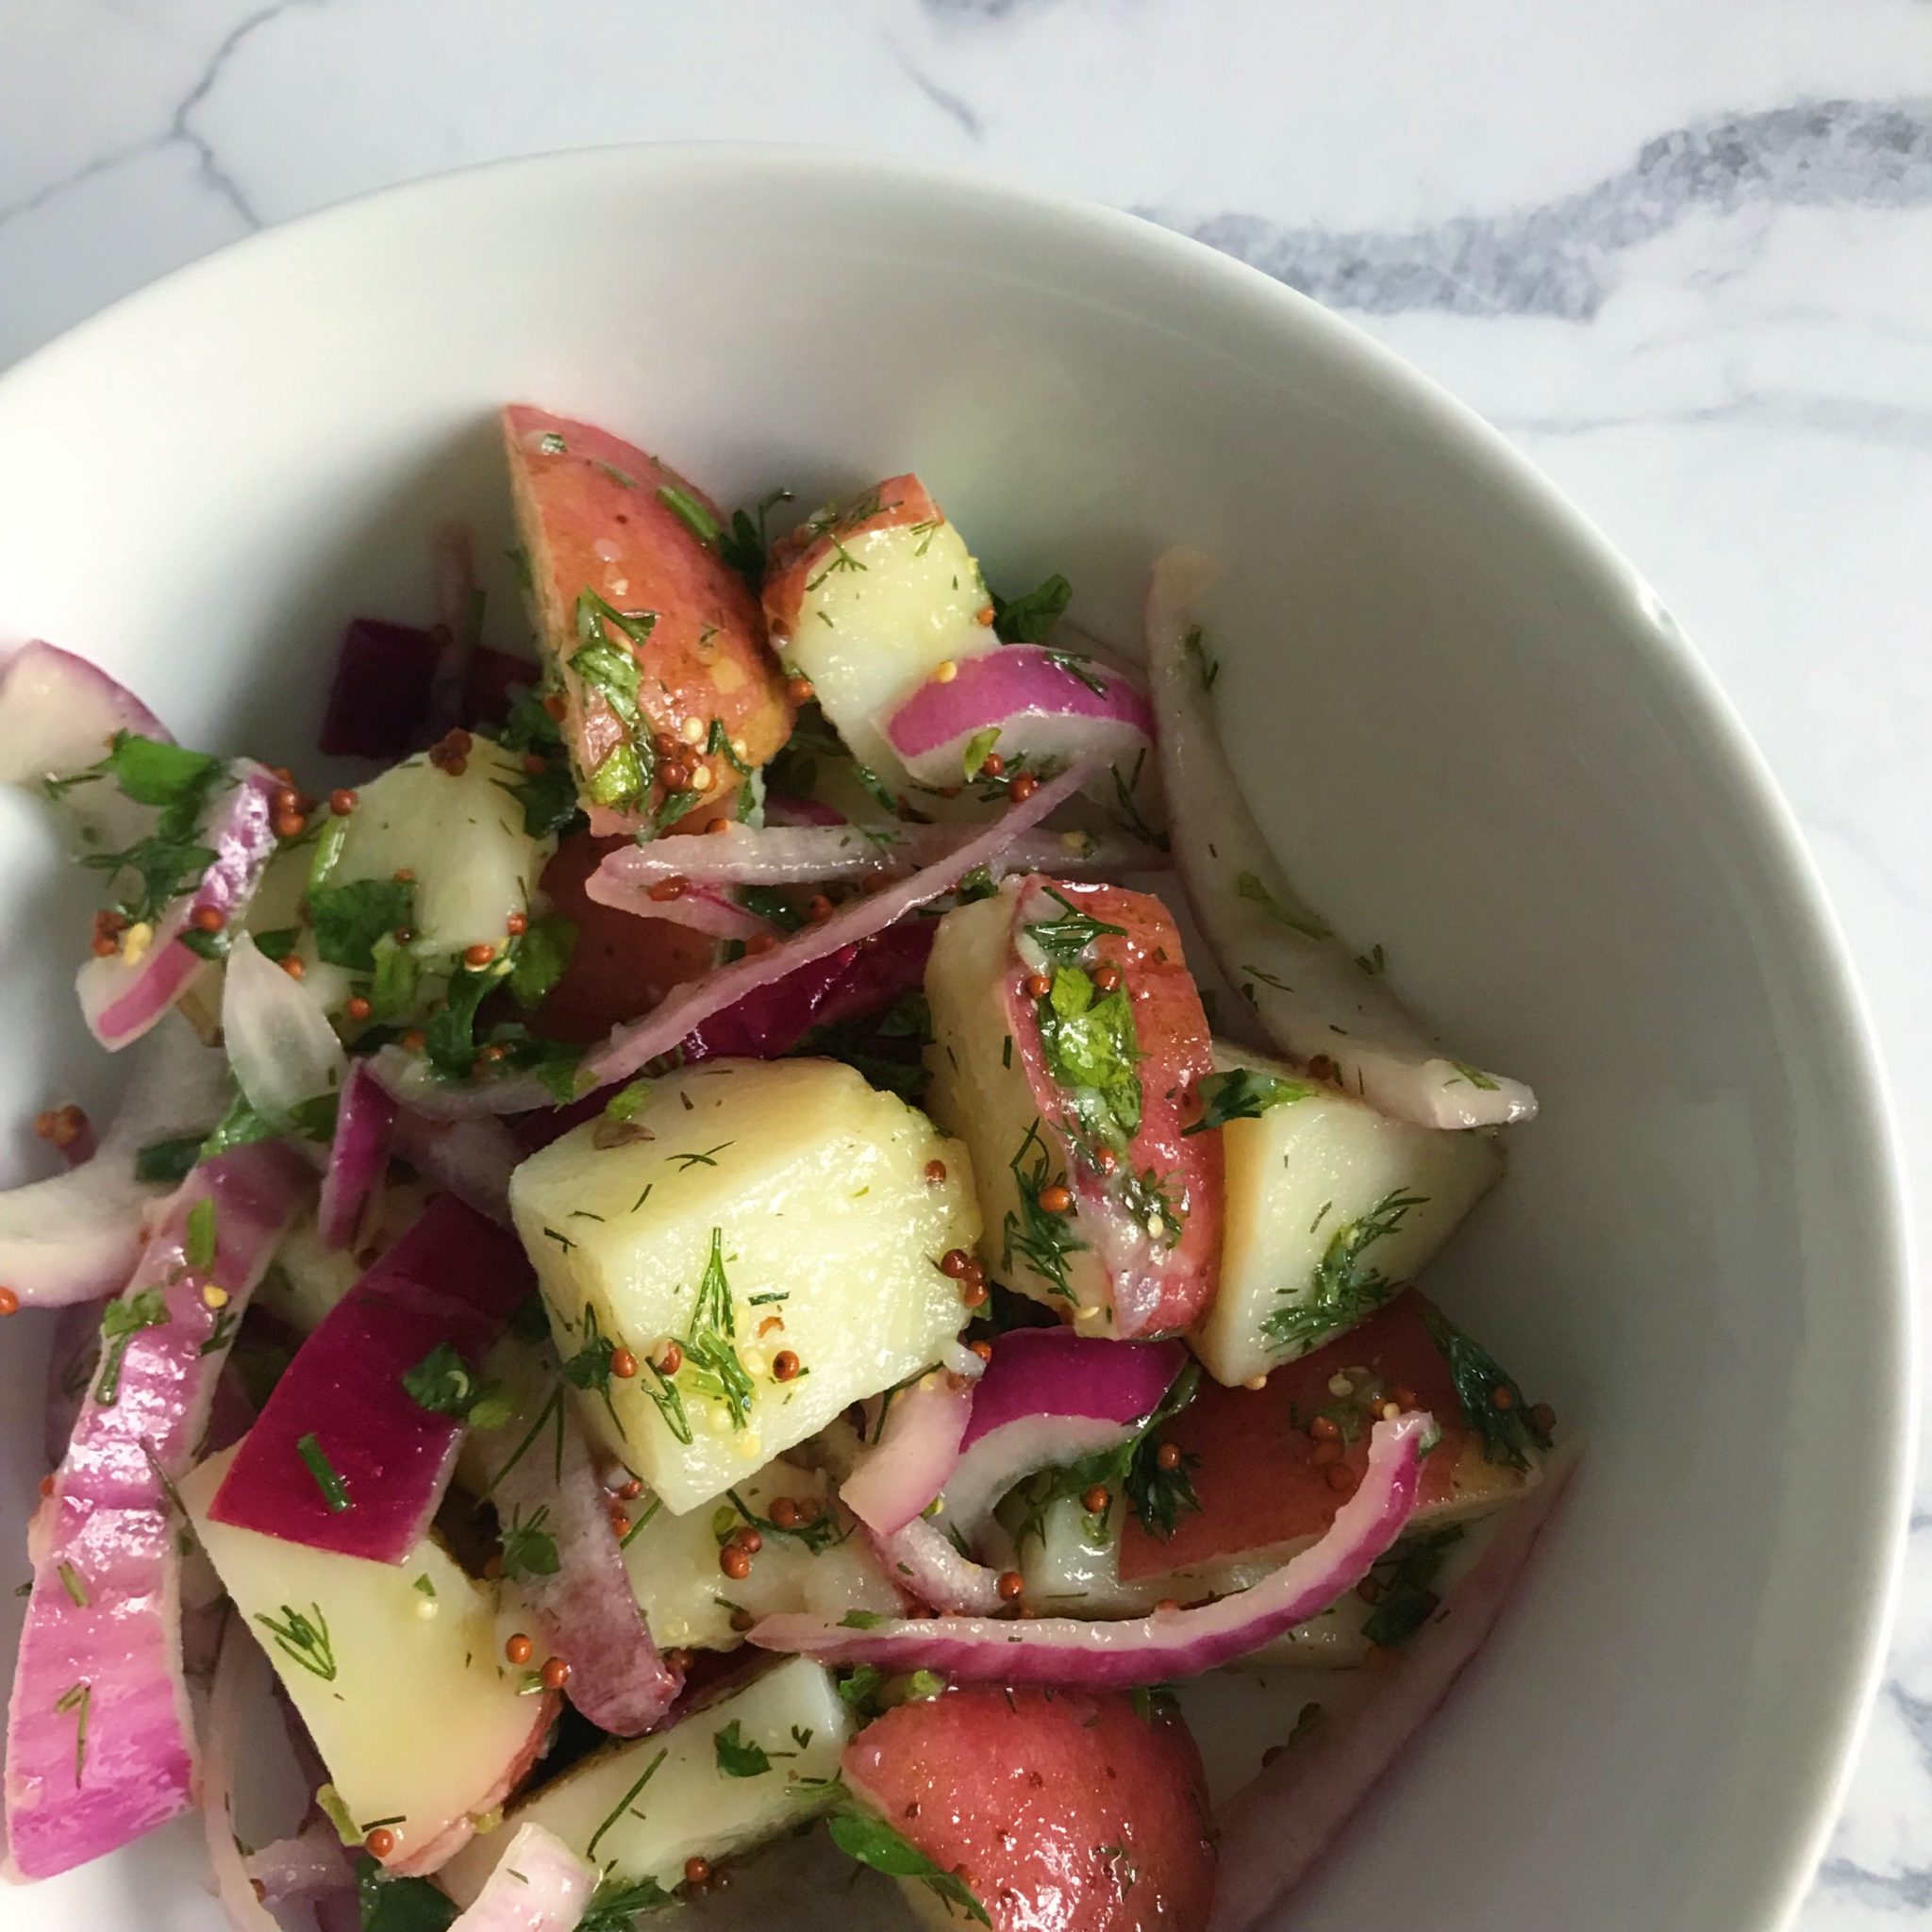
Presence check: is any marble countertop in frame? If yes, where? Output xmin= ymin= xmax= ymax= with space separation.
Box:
xmin=2 ymin=3 xmax=1926 ymax=1923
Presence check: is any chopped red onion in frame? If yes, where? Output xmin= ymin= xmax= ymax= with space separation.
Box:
xmin=208 ymin=1196 xmax=535 ymax=1564
xmin=841 ymin=1373 xmax=974 ymax=1539
xmin=317 ymin=1060 xmax=397 ymax=1249
xmin=884 ymin=643 xmax=1155 ymax=790
xmin=0 ymin=1017 xmax=230 ymax=1308
xmin=388 ymin=1107 xmax=522 ymax=1226
xmin=870 ymin=1516 xmax=1007 ymax=1617
xmin=489 ymin=1391 xmax=679 ymax=1736
xmin=445 ymin=1824 xmax=595 ymax=1932
xmin=75 ymin=761 xmax=284 ymax=1052
xmin=749 ymin=1414 xmax=1428 ymax=1687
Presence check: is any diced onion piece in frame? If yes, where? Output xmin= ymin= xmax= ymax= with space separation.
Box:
xmin=841 ymin=1373 xmax=973 ymax=1538
xmin=1145 ymin=547 xmax=1536 ymax=1129
xmin=204 ymin=1630 xmax=285 ymax=1932
xmin=0 ymin=1017 xmax=230 ymax=1307
xmin=941 ymin=1330 xmax=1186 ymax=1542
xmin=222 ymin=932 xmax=348 ymax=1125
xmin=749 ymin=1413 xmax=1429 ymax=1686
xmin=388 ymin=1107 xmax=522 ymax=1227
xmin=317 ymin=1061 xmax=397 ymax=1250
xmin=207 ymin=1196 xmax=535 ymax=1564
xmin=1208 ymin=1440 xmax=1581 ymax=1932
xmin=446 ymin=1824 xmax=595 ymax=1932
xmin=75 ymin=761 xmax=284 ymax=1052
xmin=489 ymin=1389 xmax=678 ymax=1736
xmin=3 ymin=1144 xmax=310 ymax=1879
xmin=883 ymin=643 xmax=1155 ymax=790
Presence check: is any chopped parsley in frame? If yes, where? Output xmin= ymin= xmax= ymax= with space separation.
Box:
xmin=577 ymin=1873 xmax=675 ymax=1931
xmin=308 ymin=876 xmax=416 ymax=972
xmin=1420 ymin=1306 xmax=1552 ymax=1471
xmin=184 ymin=1195 xmax=217 ymax=1272
xmin=499 ymin=1503 xmax=561 ymax=1580
xmin=508 ymin=912 xmax=577 ymax=1008
xmin=570 ymin=591 xmax=658 ymax=810
xmin=497 ymin=691 xmax=586 ymax=840
xmin=133 ymin=1135 xmax=201 ymax=1186
xmin=401 ymin=1341 xmax=512 ymax=1427
xmin=1260 ymin=1187 xmax=1427 ymax=1358
xmin=64 ymin=733 xmax=228 ymax=932
xmin=657 ymin=484 xmax=722 ymax=545
xmin=1184 ymin=1066 xmax=1316 ymax=1134
xmin=719 ymin=486 xmax=794 ymax=584
xmin=991 ymin=573 xmax=1072 ymax=644
xmin=1032 ymin=962 xmax=1142 ymax=1153
xmin=712 ymin=1719 xmax=773 ymax=1777
xmin=827 ymin=1804 xmax=991 ymax=1925
xmin=355 ymin=1852 xmax=459 ymax=1932
xmin=1360 ymin=1525 xmax=1462 ymax=1648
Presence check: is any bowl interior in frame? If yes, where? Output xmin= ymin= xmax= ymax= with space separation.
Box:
xmin=0 ymin=147 xmax=1906 ymax=1932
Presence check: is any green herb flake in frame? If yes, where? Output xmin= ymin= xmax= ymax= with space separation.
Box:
xmin=585 ymin=1747 xmax=669 ymax=1862
xmin=54 ymin=1679 xmax=91 ymax=1786
xmin=499 ymin=1504 xmax=560 ymax=1580
xmin=508 ymin=912 xmax=577 ymax=1008
xmin=1235 ymin=870 xmax=1333 ymax=941
xmin=1261 ymin=1188 xmax=1428 ymax=1358
xmin=991 ymin=573 xmax=1072 ymax=644
xmin=255 ymin=1602 xmax=337 ymax=1681
xmin=1184 ymin=1066 xmax=1316 ymax=1135
xmin=94 ymin=1287 xmax=170 ymax=1406
xmin=184 ymin=1195 xmax=218 ymax=1273
xmin=1182 ymin=624 xmax=1221 ymax=693
xmin=713 ymin=1719 xmax=773 ymax=1778
xmin=658 ymin=484 xmax=723 ymax=546
xmin=296 ymin=1432 xmax=354 ymax=1514
xmin=1420 ymin=1306 xmax=1553 ymax=1471
xmin=134 ymin=1135 xmax=202 ymax=1186
xmin=827 ymin=1806 xmax=991 ymax=1925
xmin=355 ymin=1852 xmax=460 ymax=1932
xmin=308 ymin=876 xmax=416 ymax=973
xmin=960 ymin=725 xmax=1002 ymax=782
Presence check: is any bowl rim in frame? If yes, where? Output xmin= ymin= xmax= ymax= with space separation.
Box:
xmin=0 ymin=139 xmax=1913 ymax=1930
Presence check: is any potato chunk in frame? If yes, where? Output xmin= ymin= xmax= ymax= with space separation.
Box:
xmin=180 ymin=1446 xmax=547 ymax=1876
xmin=1190 ymin=1043 xmax=1501 ymax=1385
xmin=620 ymin=1457 xmax=903 ymax=1651
xmin=508 ymin=1058 xmax=977 ymax=1513
xmin=762 ymin=476 xmax=994 ymax=787
xmin=439 ymin=1657 xmax=852 ymax=1904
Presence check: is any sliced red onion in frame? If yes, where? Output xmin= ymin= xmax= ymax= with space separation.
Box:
xmin=591 ymin=820 xmax=1162 ymax=900
xmin=1146 ymin=549 xmax=1536 ymax=1129
xmin=243 ymin=1816 xmax=354 ymax=1903
xmin=4 ymin=1144 xmax=310 ymax=1879
xmin=208 ymin=1195 xmax=535 ymax=1564
xmin=204 ymin=1627 xmax=285 ymax=1932
xmin=382 ymin=758 xmax=1100 ymax=1116
xmin=222 ymin=931 xmax=348 ymax=1125
xmin=0 ymin=1017 xmax=230 ymax=1308
xmin=842 ymin=1373 xmax=974 ymax=1538
xmin=446 ymin=1823 xmax=594 ymax=1932
xmin=871 ymin=1515 xmax=1007 ymax=1617
xmin=0 ymin=642 xmax=170 ymax=851
xmin=489 ymin=1390 xmax=679 ymax=1736
xmin=763 ymin=791 xmax=848 ymax=828
xmin=76 ymin=760 xmax=283 ymax=1052
xmin=317 ymin=1060 xmax=397 ymax=1249
xmin=884 ymin=644 xmax=1155 ymax=789
xmin=940 ymin=1331 xmax=1186 ymax=1543
xmin=389 ymin=1107 xmax=521 ymax=1226
xmin=1208 ymin=1441 xmax=1580 ymax=1932
xmin=583 ymin=869 xmax=776 ymax=941
xmin=751 ymin=1413 xmax=1427 ymax=1687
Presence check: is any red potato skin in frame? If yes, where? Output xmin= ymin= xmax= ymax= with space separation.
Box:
xmin=760 ymin=473 xmax=943 ymax=647
xmin=1009 ymin=880 xmax=1223 ymax=1339
xmin=1119 ymin=1289 xmax=1536 ymax=1582
xmin=503 ymin=406 xmax=794 ymax=835
xmin=843 ymin=1686 xmax=1216 ymax=1932
xmin=532 ymin=828 xmax=721 ymax=1044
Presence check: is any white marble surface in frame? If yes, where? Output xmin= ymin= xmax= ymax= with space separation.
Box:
xmin=1 ymin=2 xmax=1926 ymax=1922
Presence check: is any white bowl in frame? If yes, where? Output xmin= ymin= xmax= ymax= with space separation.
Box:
xmin=0 ymin=146 xmax=1909 ymax=1932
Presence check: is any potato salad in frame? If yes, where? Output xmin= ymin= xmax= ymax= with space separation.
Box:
xmin=0 ymin=407 xmax=1572 ymax=1932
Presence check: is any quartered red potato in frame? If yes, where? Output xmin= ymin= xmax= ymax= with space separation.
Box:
xmin=0 ymin=397 xmax=1562 ymax=1932
xmin=925 ymin=876 xmax=1223 ymax=1340
xmin=504 ymin=404 xmax=794 ymax=835
xmin=843 ymin=1685 xmax=1217 ymax=1932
